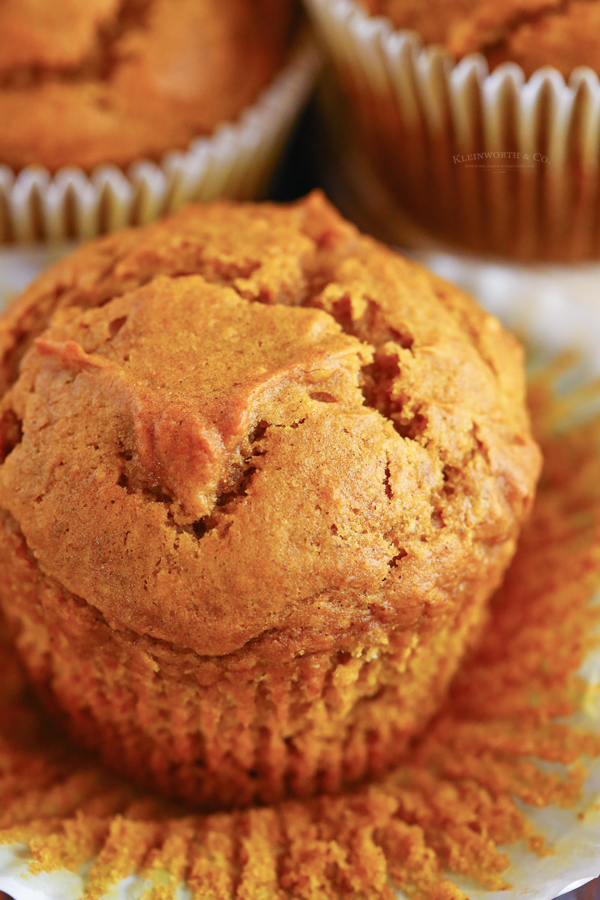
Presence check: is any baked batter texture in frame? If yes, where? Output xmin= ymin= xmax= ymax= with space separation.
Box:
xmin=361 ymin=0 xmax=600 ymax=76
xmin=0 ymin=194 xmax=541 ymax=807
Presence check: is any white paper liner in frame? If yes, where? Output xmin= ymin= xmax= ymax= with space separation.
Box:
xmin=0 ymin=34 xmax=321 ymax=244
xmin=1 ymin=255 xmax=600 ymax=897
xmin=306 ymin=0 xmax=600 ymax=261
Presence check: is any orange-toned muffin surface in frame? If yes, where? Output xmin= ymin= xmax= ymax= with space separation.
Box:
xmin=0 ymin=0 xmax=295 ymax=172
xmin=0 ymin=194 xmax=541 ymax=806
xmin=361 ymin=0 xmax=600 ymax=77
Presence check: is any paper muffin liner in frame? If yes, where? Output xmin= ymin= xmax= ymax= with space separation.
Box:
xmin=0 ymin=33 xmax=321 ymax=244
xmin=305 ymin=0 xmax=600 ymax=262
xmin=0 ymin=509 xmax=491 ymax=811
xmin=1 ymin=508 xmax=600 ymax=899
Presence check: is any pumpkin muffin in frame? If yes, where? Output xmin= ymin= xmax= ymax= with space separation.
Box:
xmin=307 ymin=0 xmax=600 ymax=259
xmin=361 ymin=0 xmax=600 ymax=77
xmin=0 ymin=193 xmax=541 ymax=808
xmin=0 ymin=0 xmax=295 ymax=172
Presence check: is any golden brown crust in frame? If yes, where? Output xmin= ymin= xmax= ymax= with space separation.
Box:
xmin=0 ymin=0 xmax=295 ymax=172
xmin=360 ymin=0 xmax=600 ymax=77
xmin=0 ymin=193 xmax=541 ymax=658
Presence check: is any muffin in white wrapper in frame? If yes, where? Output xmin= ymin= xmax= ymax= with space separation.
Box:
xmin=0 ymin=33 xmax=321 ymax=244
xmin=1 ymin=251 xmax=600 ymax=898
xmin=305 ymin=0 xmax=600 ymax=262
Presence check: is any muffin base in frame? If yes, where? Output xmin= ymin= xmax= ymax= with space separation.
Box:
xmin=0 ymin=511 xmax=490 ymax=810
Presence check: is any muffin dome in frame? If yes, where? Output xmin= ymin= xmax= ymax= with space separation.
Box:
xmin=0 ymin=0 xmax=295 ymax=171
xmin=361 ymin=0 xmax=600 ymax=77
xmin=0 ymin=194 xmax=541 ymax=806
xmin=0 ymin=192 xmax=539 ymax=655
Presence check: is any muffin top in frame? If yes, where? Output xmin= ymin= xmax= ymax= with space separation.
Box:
xmin=0 ymin=0 xmax=294 ymax=172
xmin=361 ymin=0 xmax=600 ymax=77
xmin=0 ymin=194 xmax=540 ymax=657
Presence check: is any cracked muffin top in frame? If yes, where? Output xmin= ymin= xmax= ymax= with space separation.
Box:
xmin=0 ymin=0 xmax=295 ymax=172
xmin=360 ymin=0 xmax=600 ymax=77
xmin=0 ymin=193 xmax=541 ymax=657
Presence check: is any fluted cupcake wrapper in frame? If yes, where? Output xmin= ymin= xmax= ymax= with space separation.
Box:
xmin=306 ymin=0 xmax=600 ymax=261
xmin=0 ymin=34 xmax=320 ymax=244
xmin=0 ymin=850 xmax=595 ymax=900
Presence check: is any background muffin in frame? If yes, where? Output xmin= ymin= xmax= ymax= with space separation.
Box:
xmin=0 ymin=0 xmax=293 ymax=172
xmin=0 ymin=193 xmax=540 ymax=808
xmin=306 ymin=0 xmax=600 ymax=260
xmin=0 ymin=0 xmax=320 ymax=241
